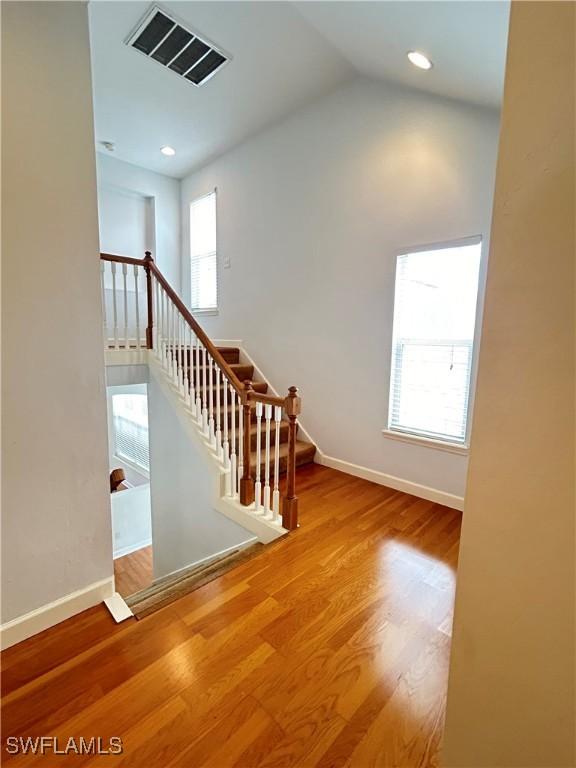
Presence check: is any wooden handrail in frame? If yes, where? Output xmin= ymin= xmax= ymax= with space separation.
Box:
xmin=101 ymin=253 xmax=147 ymax=267
xmin=147 ymin=259 xmax=245 ymax=397
xmin=100 ymin=252 xmax=286 ymax=406
xmin=246 ymin=391 xmax=284 ymax=407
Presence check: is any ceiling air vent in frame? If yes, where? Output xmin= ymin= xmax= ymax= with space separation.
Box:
xmin=126 ymin=5 xmax=229 ymax=86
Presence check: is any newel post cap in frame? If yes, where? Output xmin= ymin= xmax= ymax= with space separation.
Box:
xmin=284 ymin=386 xmax=301 ymax=417
xmin=144 ymin=251 xmax=154 ymax=261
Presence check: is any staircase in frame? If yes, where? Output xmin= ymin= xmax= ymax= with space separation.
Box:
xmin=100 ymin=250 xmax=315 ymax=535
xmin=211 ymin=347 xmax=316 ymax=476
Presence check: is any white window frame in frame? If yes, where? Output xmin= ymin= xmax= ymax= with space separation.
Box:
xmin=383 ymin=235 xmax=485 ymax=453
xmin=189 ymin=189 xmax=218 ymax=315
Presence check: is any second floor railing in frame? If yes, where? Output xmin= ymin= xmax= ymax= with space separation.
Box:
xmin=100 ymin=251 xmax=300 ymax=530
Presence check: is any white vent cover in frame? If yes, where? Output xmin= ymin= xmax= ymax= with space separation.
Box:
xmin=126 ymin=5 xmax=229 ymax=86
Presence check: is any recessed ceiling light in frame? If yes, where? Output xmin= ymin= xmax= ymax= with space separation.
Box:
xmin=407 ymin=51 xmax=433 ymax=70
xmin=160 ymin=146 xmax=176 ymax=156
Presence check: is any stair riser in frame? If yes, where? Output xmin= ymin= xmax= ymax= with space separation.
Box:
xmin=231 ymin=421 xmax=290 ymax=451
xmin=254 ymin=446 xmax=316 ymax=478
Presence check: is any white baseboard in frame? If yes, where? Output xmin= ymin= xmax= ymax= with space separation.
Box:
xmin=315 ymin=453 xmax=465 ymax=511
xmin=0 ymin=577 xmax=115 ymax=651
xmin=113 ymin=538 xmax=152 ymax=560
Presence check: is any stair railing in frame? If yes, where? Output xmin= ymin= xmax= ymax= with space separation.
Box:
xmin=100 ymin=251 xmax=300 ymax=530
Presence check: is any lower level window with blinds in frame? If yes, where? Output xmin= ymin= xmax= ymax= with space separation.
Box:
xmin=388 ymin=238 xmax=482 ymax=445
xmin=112 ymin=393 xmax=150 ymax=473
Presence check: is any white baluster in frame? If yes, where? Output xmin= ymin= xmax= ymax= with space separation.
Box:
xmin=166 ymin=297 xmax=171 ymax=371
xmin=175 ymin=313 xmax=180 ymax=388
xmin=187 ymin=326 xmax=194 ymax=411
xmin=208 ymin=356 xmax=216 ymax=447
xmin=158 ymin=287 xmax=163 ymax=361
xmin=177 ymin=314 xmax=183 ymax=392
xmin=215 ymin=366 xmax=222 ymax=460
xmin=172 ymin=303 xmax=178 ymax=384
xmin=231 ymin=389 xmax=238 ymax=497
xmin=272 ymin=406 xmax=282 ymax=521
xmin=180 ymin=316 xmax=185 ymax=394
xmin=263 ymin=404 xmax=272 ymax=515
xmin=122 ymin=263 xmax=128 ymax=348
xmin=254 ymin=401 xmax=262 ymax=511
xmin=111 ymin=262 xmax=119 ymax=349
xmin=202 ymin=345 xmax=208 ymax=434
xmin=100 ymin=262 xmax=108 ymax=346
xmin=153 ymin=277 xmax=160 ymax=356
xmin=163 ymin=290 xmax=169 ymax=368
xmin=223 ymin=378 xmax=231 ymax=495
xmin=238 ymin=401 xmax=244 ymax=496
xmin=134 ymin=265 xmax=141 ymax=349
xmin=195 ymin=337 xmax=202 ymax=425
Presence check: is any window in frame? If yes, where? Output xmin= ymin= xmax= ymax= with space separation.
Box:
xmin=388 ymin=238 xmax=482 ymax=445
xmin=112 ymin=393 xmax=149 ymax=472
xmin=190 ymin=191 xmax=217 ymax=311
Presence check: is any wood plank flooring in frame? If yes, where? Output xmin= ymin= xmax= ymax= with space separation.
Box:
xmin=113 ymin=546 xmax=153 ymax=598
xmin=1 ymin=465 xmax=461 ymax=767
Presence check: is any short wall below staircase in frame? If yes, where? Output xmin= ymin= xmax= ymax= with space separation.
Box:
xmin=147 ymin=360 xmax=256 ymax=581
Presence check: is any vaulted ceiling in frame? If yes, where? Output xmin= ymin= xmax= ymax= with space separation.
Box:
xmin=89 ymin=1 xmax=509 ymax=178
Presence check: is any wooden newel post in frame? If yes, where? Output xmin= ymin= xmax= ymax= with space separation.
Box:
xmin=143 ymin=251 xmax=154 ymax=349
xmin=239 ymin=380 xmax=254 ymax=506
xmin=282 ymin=386 xmax=301 ymax=530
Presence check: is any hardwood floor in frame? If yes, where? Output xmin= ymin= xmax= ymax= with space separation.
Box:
xmin=1 ymin=465 xmax=461 ymax=767
xmin=114 ymin=546 xmax=153 ymax=598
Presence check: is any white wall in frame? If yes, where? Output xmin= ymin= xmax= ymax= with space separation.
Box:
xmin=99 ymin=185 xmax=153 ymax=259
xmin=147 ymin=364 xmax=255 ymax=580
xmin=97 ymin=153 xmax=181 ymax=288
xmin=181 ymin=77 xmax=500 ymax=500
xmin=111 ymin=485 xmax=152 ymax=560
xmin=1 ymin=3 xmax=112 ymax=624
xmin=443 ymin=3 xmax=575 ymax=765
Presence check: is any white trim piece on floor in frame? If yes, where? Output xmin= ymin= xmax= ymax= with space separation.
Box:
xmin=315 ymin=453 xmax=465 ymax=511
xmin=0 ymin=577 xmax=115 ymax=650
xmin=104 ymin=592 xmax=134 ymax=623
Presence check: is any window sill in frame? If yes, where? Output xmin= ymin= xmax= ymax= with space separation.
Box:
xmin=381 ymin=429 xmax=469 ymax=455
xmin=191 ymin=308 xmax=219 ymax=317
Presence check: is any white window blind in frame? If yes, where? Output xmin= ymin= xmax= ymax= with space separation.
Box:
xmin=112 ymin=394 xmax=150 ymax=472
xmin=190 ymin=191 xmax=217 ymax=311
xmin=388 ymin=239 xmax=482 ymax=444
